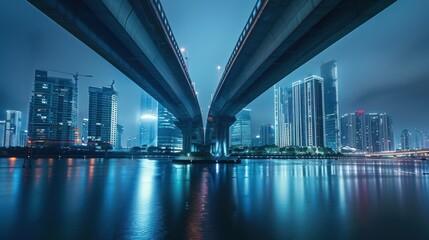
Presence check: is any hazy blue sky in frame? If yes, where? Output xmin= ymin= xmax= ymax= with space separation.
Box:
xmin=1 ymin=0 xmax=429 ymax=145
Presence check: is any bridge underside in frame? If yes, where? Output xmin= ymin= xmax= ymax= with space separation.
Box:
xmin=208 ymin=0 xmax=396 ymax=156
xmin=28 ymin=0 xmax=203 ymax=152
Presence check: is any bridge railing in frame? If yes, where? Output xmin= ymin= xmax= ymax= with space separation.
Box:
xmin=220 ymin=0 xmax=266 ymax=86
xmin=151 ymin=0 xmax=192 ymax=86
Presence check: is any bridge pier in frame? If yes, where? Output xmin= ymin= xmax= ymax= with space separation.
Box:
xmin=176 ymin=121 xmax=203 ymax=154
xmin=207 ymin=116 xmax=236 ymax=157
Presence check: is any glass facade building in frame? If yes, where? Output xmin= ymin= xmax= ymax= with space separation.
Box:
xmin=5 ymin=110 xmax=22 ymax=148
xmin=0 ymin=120 xmax=5 ymax=147
xmin=140 ymin=91 xmax=158 ymax=147
xmin=230 ymin=109 xmax=252 ymax=147
xmin=341 ymin=111 xmax=394 ymax=152
xmin=274 ymin=86 xmax=292 ymax=148
xmin=321 ymin=60 xmax=340 ymax=151
xmin=303 ymin=76 xmax=325 ymax=147
xmin=157 ymin=105 xmax=182 ymax=152
xmin=259 ymin=124 xmax=275 ymax=146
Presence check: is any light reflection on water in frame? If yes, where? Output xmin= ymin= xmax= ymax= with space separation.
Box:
xmin=0 ymin=158 xmax=429 ymax=239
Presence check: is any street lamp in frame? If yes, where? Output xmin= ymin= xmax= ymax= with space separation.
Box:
xmin=180 ymin=47 xmax=189 ymax=69
xmin=216 ymin=65 xmax=222 ymax=81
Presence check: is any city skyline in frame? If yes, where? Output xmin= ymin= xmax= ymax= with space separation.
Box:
xmin=1 ymin=0 xmax=429 ymax=144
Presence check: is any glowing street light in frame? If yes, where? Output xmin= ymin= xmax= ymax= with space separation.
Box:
xmin=216 ymin=65 xmax=222 ymax=81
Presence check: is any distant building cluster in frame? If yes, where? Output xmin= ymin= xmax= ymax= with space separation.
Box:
xmin=271 ymin=60 xmax=396 ymax=153
xmin=126 ymin=91 xmax=183 ymax=152
xmin=341 ymin=111 xmax=394 ymax=152
xmin=273 ymin=61 xmax=340 ymax=150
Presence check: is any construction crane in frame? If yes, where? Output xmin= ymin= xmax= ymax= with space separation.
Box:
xmin=41 ymin=68 xmax=93 ymax=85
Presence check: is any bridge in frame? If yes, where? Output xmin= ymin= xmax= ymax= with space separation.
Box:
xmin=207 ymin=0 xmax=396 ymax=156
xmin=28 ymin=0 xmax=203 ymax=152
xmin=363 ymin=150 xmax=429 ymax=158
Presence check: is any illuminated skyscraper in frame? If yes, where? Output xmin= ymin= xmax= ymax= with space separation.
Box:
xmin=291 ymin=80 xmax=306 ymax=146
xmin=28 ymin=70 xmax=76 ymax=147
xmin=0 ymin=120 xmax=5 ymax=147
xmin=5 ymin=110 xmax=22 ymax=148
xmin=274 ymin=85 xmax=292 ymax=147
xmin=303 ymin=75 xmax=325 ymax=147
xmin=401 ymin=129 xmax=411 ymax=150
xmin=117 ymin=124 xmax=123 ymax=149
xmin=230 ymin=109 xmax=252 ymax=147
xmin=88 ymin=84 xmax=118 ymax=148
xmin=157 ymin=105 xmax=182 ymax=152
xmin=321 ymin=60 xmax=340 ymax=150
xmin=19 ymin=130 xmax=28 ymax=147
xmin=341 ymin=111 xmax=394 ymax=152
xmin=81 ymin=118 xmax=89 ymax=145
xmin=259 ymin=124 xmax=275 ymax=146
xmin=140 ymin=91 xmax=158 ymax=147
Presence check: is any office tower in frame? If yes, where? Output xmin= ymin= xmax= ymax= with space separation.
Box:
xmin=0 ymin=120 xmax=5 ymax=147
xmin=414 ymin=130 xmax=429 ymax=149
xmin=366 ymin=113 xmax=381 ymax=152
xmin=340 ymin=111 xmax=394 ymax=152
xmin=230 ymin=109 xmax=252 ymax=147
xmin=117 ymin=124 xmax=123 ymax=149
xmin=28 ymin=70 xmax=77 ymax=147
xmin=88 ymin=84 xmax=118 ymax=148
xmin=321 ymin=60 xmax=340 ymax=150
xmin=5 ymin=110 xmax=22 ymax=147
xmin=379 ymin=113 xmax=394 ymax=151
xmin=303 ymin=76 xmax=325 ymax=147
xmin=157 ymin=105 xmax=182 ymax=152
xmin=401 ymin=129 xmax=411 ymax=150
xmin=259 ymin=124 xmax=275 ymax=146
xmin=81 ymin=118 xmax=89 ymax=145
xmin=340 ymin=113 xmax=356 ymax=148
xmin=291 ymin=80 xmax=306 ymax=146
xmin=274 ymin=85 xmax=292 ymax=148
xmin=19 ymin=130 xmax=28 ymax=147
xmin=140 ymin=91 xmax=158 ymax=146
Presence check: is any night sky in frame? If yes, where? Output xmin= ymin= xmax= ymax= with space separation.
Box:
xmin=1 ymin=0 xmax=428 ymax=145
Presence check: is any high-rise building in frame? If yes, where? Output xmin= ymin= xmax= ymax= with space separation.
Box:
xmin=157 ymin=105 xmax=182 ymax=152
xmin=28 ymin=70 xmax=77 ymax=147
xmin=340 ymin=113 xmax=356 ymax=148
xmin=19 ymin=130 xmax=28 ymax=147
xmin=274 ymin=85 xmax=292 ymax=148
xmin=303 ymin=75 xmax=325 ymax=147
xmin=140 ymin=91 xmax=158 ymax=147
xmin=340 ymin=111 xmax=394 ymax=152
xmin=414 ymin=130 xmax=429 ymax=150
xmin=401 ymin=129 xmax=411 ymax=150
xmin=5 ymin=110 xmax=22 ymax=147
xmin=291 ymin=80 xmax=306 ymax=146
xmin=230 ymin=109 xmax=252 ymax=147
xmin=379 ymin=113 xmax=394 ymax=151
xmin=117 ymin=124 xmax=124 ymax=149
xmin=321 ymin=60 xmax=340 ymax=150
xmin=81 ymin=118 xmax=89 ymax=145
xmin=259 ymin=124 xmax=275 ymax=146
xmin=88 ymin=84 xmax=118 ymax=148
xmin=0 ymin=120 xmax=6 ymax=147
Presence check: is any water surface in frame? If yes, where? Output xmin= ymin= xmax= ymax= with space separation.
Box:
xmin=1 ymin=158 xmax=429 ymax=239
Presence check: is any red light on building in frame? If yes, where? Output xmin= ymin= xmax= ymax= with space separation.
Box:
xmin=356 ymin=110 xmax=365 ymax=116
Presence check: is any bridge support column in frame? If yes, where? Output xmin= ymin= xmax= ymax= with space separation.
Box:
xmin=176 ymin=121 xmax=193 ymax=154
xmin=176 ymin=121 xmax=203 ymax=154
xmin=210 ymin=117 xmax=236 ymax=157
